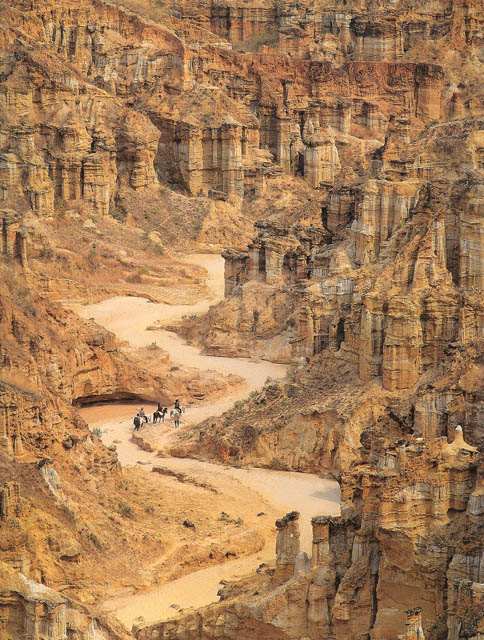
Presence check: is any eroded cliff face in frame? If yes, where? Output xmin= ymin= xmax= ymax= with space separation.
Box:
xmin=3 ymin=0 xmax=484 ymax=638
xmin=139 ymin=424 xmax=484 ymax=640
xmin=0 ymin=251 xmax=166 ymax=410
xmin=0 ymin=0 xmax=458 ymax=240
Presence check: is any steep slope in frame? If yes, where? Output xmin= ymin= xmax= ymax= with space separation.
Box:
xmin=2 ymin=0 xmax=484 ymax=638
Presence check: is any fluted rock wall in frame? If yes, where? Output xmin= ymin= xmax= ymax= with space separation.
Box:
xmin=0 ymin=563 xmax=69 ymax=640
xmin=206 ymin=111 xmax=484 ymax=393
xmin=170 ymin=0 xmax=484 ymax=70
xmin=0 ymin=0 xmax=449 ymax=224
xmin=140 ymin=428 xmax=484 ymax=640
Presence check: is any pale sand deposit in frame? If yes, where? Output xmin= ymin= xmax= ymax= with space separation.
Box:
xmin=78 ymin=254 xmax=340 ymax=629
xmin=82 ymin=407 xmax=339 ymax=629
xmin=76 ymin=254 xmax=286 ymax=451
xmin=102 ymin=462 xmax=339 ymax=627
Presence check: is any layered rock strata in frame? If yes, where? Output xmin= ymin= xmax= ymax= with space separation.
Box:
xmin=3 ymin=1 xmax=484 ymax=639
xmin=0 ymin=0 xmax=451 ymax=228
xmin=139 ymin=427 xmax=484 ymax=640
xmin=197 ymin=115 xmax=484 ymax=395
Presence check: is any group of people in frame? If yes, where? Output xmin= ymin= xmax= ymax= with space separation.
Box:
xmin=132 ymin=399 xmax=183 ymax=431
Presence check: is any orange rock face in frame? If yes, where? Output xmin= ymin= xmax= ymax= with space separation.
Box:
xmin=3 ymin=0 xmax=484 ymax=638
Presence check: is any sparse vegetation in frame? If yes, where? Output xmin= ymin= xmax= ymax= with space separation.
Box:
xmin=118 ymin=500 xmax=135 ymax=519
xmin=91 ymin=427 xmax=103 ymax=440
xmin=128 ymin=265 xmax=150 ymax=283
xmin=110 ymin=0 xmax=170 ymax=23
xmin=234 ymin=29 xmax=279 ymax=53
xmin=87 ymin=532 xmax=103 ymax=549
xmin=39 ymin=245 xmax=54 ymax=259
xmin=87 ymin=247 xmax=98 ymax=267
xmin=218 ymin=512 xmax=244 ymax=525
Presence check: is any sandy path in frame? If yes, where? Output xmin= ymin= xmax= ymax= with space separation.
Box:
xmin=76 ymin=254 xmax=340 ymax=629
xmin=75 ymin=254 xmax=286 ymax=406
xmin=74 ymin=254 xmax=223 ymax=348
xmin=81 ymin=405 xmax=340 ymax=556
xmin=82 ymin=405 xmax=340 ymax=628
xmin=76 ymin=254 xmax=286 ymax=451
xmin=99 ymin=458 xmax=339 ymax=627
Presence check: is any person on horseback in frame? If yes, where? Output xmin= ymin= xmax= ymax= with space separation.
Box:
xmin=174 ymin=399 xmax=181 ymax=414
xmin=153 ymin=405 xmax=169 ymax=423
xmin=139 ymin=408 xmax=148 ymax=424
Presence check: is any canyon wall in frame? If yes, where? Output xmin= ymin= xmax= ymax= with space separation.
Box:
xmin=138 ymin=426 xmax=484 ymax=640
xmin=3 ymin=0 xmax=484 ymax=639
xmin=0 ymin=0 xmax=454 ymax=225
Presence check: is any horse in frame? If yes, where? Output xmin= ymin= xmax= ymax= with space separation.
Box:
xmin=153 ymin=409 xmax=166 ymax=423
xmin=153 ymin=407 xmax=168 ymax=423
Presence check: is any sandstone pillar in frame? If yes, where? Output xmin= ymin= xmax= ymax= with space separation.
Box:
xmin=402 ymin=607 xmax=425 ymax=640
xmin=247 ymin=242 xmax=260 ymax=280
xmin=15 ymin=229 xmax=29 ymax=270
xmin=311 ymin=516 xmax=330 ymax=568
xmin=221 ymin=120 xmax=243 ymax=197
xmin=2 ymin=219 xmax=16 ymax=257
xmin=0 ymin=407 xmax=13 ymax=455
xmin=175 ymin=123 xmax=203 ymax=196
xmin=382 ymin=299 xmax=422 ymax=391
xmin=222 ymin=249 xmax=248 ymax=296
xmin=415 ymin=64 xmax=443 ymax=121
xmin=0 ymin=218 xmax=5 ymax=255
xmin=0 ymin=482 xmax=21 ymax=519
xmin=12 ymin=430 xmax=24 ymax=457
xmin=294 ymin=254 xmax=308 ymax=280
xmin=275 ymin=115 xmax=292 ymax=171
xmin=274 ymin=511 xmax=300 ymax=584
xmin=359 ymin=296 xmax=384 ymax=381
xmin=293 ymin=306 xmax=314 ymax=359
xmin=264 ymin=247 xmax=282 ymax=284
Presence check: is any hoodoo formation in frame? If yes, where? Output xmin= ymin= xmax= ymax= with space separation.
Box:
xmin=2 ymin=0 xmax=484 ymax=638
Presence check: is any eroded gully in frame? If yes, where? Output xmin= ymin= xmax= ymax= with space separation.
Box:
xmin=76 ymin=254 xmax=340 ymax=629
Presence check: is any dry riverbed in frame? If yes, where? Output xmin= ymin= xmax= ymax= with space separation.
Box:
xmin=77 ymin=253 xmax=340 ymax=629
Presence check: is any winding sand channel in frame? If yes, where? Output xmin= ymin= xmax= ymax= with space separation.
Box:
xmin=77 ymin=254 xmax=340 ymax=629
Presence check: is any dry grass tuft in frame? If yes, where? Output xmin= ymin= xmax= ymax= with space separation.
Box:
xmin=110 ymin=0 xmax=170 ymax=24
